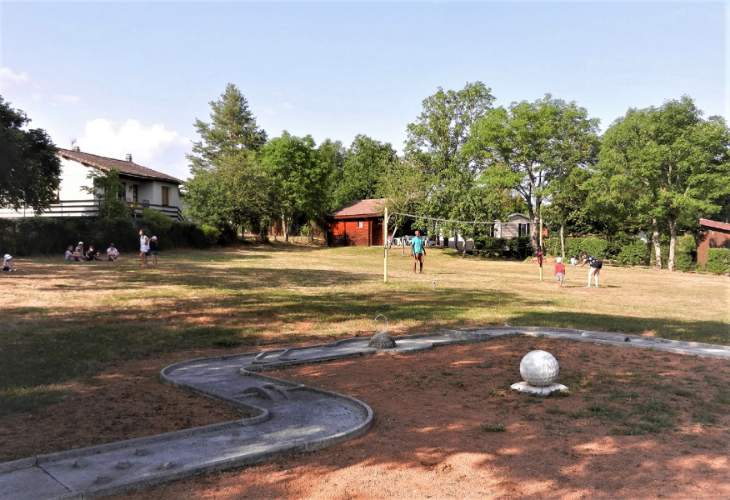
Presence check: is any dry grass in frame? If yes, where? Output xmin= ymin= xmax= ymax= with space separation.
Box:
xmin=1 ymin=243 xmax=728 ymax=417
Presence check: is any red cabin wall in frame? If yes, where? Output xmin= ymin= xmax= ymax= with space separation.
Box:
xmin=697 ymin=228 xmax=730 ymax=265
xmin=329 ymin=217 xmax=383 ymax=246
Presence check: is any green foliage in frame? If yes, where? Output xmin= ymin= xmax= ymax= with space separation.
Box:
xmin=0 ymin=96 xmax=61 ymax=211
xmin=141 ymin=207 xmax=173 ymax=236
xmin=0 ymin=217 xmax=210 ymax=256
xmin=86 ymin=169 xmax=130 ymax=220
xmin=616 ymin=240 xmax=649 ymax=266
xmin=200 ymin=224 xmax=221 ymax=245
xmin=595 ymin=96 xmax=730 ymax=270
xmin=474 ymin=236 xmax=532 ymax=259
xmin=332 ymin=135 xmax=397 ymax=209
xmin=705 ymin=248 xmax=730 ymax=274
xmin=546 ymin=236 xmax=609 ymax=259
xmin=466 ymin=94 xmax=600 ymax=248
xmin=675 ymin=234 xmax=696 ymax=272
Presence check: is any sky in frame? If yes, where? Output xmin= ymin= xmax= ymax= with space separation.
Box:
xmin=0 ymin=1 xmax=727 ymax=181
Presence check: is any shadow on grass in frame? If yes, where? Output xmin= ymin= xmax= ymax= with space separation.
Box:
xmin=508 ymin=310 xmax=730 ymax=345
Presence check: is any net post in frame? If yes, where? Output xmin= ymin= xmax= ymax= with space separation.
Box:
xmin=383 ymin=205 xmax=389 ymax=283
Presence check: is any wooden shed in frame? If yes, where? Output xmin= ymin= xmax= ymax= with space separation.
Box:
xmin=328 ymin=198 xmax=385 ymax=246
xmin=697 ymin=218 xmax=730 ymax=265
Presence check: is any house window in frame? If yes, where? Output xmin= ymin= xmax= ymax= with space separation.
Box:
xmin=132 ymin=185 xmax=138 ymax=204
xmin=161 ymin=186 xmax=170 ymax=207
xmin=357 ymin=221 xmax=364 ymax=229
xmin=119 ymin=183 xmax=127 ymax=201
xmin=518 ymin=223 xmax=530 ymax=237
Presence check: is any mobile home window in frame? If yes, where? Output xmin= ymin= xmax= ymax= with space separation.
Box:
xmin=357 ymin=221 xmax=364 ymax=229
xmin=161 ymin=186 xmax=170 ymax=206
xmin=518 ymin=223 xmax=529 ymax=237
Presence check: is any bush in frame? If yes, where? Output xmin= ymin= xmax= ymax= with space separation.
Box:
xmin=200 ymin=224 xmax=221 ymax=246
xmin=675 ymin=234 xmax=696 ymax=272
xmin=141 ymin=208 xmax=173 ymax=237
xmin=705 ymin=248 xmax=730 ymax=274
xmin=0 ymin=216 xmax=211 ymax=256
xmin=546 ymin=236 xmax=609 ymax=259
xmin=616 ymin=240 xmax=649 ymax=266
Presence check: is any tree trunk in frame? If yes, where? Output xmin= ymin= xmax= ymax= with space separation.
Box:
xmin=560 ymin=224 xmax=565 ymax=260
xmin=527 ymin=204 xmax=538 ymax=250
xmin=651 ymin=218 xmax=662 ymax=269
xmin=668 ymin=219 xmax=677 ymax=272
xmin=282 ymin=214 xmax=289 ymax=243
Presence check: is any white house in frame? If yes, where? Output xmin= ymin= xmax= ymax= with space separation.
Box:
xmin=0 ymin=147 xmax=184 ymax=220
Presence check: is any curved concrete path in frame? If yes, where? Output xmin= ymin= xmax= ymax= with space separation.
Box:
xmin=1 ymin=326 xmax=729 ymax=499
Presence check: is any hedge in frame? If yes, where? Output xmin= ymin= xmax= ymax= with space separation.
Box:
xmin=675 ymin=234 xmax=696 ymax=272
xmin=545 ymin=236 xmax=609 ymax=259
xmin=0 ymin=216 xmax=210 ymax=256
xmin=616 ymin=240 xmax=649 ymax=266
xmin=473 ymin=236 xmax=532 ymax=259
xmin=705 ymin=248 xmax=730 ymax=274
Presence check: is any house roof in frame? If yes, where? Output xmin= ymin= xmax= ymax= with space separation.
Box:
xmin=58 ymin=148 xmax=182 ymax=184
xmin=700 ymin=218 xmax=730 ymax=232
xmin=333 ymin=198 xmax=386 ymax=219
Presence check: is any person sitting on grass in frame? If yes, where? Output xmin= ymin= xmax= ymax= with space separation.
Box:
xmin=554 ymin=256 xmax=566 ymax=287
xmin=73 ymin=242 xmax=84 ymax=261
xmin=411 ymin=230 xmax=426 ymax=274
xmin=2 ymin=253 xmax=15 ymax=272
xmin=64 ymin=245 xmax=74 ymax=261
xmin=106 ymin=243 xmax=120 ymax=262
xmin=85 ymin=245 xmax=100 ymax=261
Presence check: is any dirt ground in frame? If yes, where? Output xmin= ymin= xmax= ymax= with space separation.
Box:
xmin=111 ymin=336 xmax=730 ymax=499
xmin=0 ymin=351 xmax=244 ymax=462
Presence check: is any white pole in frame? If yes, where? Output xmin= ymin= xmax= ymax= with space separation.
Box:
xmin=383 ymin=206 xmax=389 ymax=283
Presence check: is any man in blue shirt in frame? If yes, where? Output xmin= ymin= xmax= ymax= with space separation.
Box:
xmin=411 ymin=230 xmax=426 ymax=273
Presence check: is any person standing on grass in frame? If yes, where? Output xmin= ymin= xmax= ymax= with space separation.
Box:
xmin=554 ymin=256 xmax=566 ymax=287
xmin=148 ymin=236 xmax=159 ymax=266
xmin=139 ymin=229 xmax=149 ymax=267
xmin=411 ymin=230 xmax=426 ymax=274
xmin=581 ymin=252 xmax=603 ymax=287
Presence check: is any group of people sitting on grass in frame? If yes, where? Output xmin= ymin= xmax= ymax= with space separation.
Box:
xmin=64 ymin=242 xmax=120 ymax=262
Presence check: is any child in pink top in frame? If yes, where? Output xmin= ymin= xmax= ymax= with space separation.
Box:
xmin=554 ymin=257 xmax=566 ymax=287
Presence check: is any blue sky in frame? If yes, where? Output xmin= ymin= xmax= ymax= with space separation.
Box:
xmin=1 ymin=1 xmax=727 ymax=180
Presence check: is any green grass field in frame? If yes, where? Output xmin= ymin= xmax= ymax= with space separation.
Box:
xmin=1 ymin=244 xmax=728 ymax=416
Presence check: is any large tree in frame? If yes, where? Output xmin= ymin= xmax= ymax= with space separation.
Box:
xmin=596 ymin=97 xmax=730 ymax=270
xmin=405 ymin=82 xmax=495 ymax=224
xmin=331 ymin=134 xmax=397 ymax=209
xmin=466 ymin=95 xmax=600 ymax=249
xmin=189 ymin=83 xmax=267 ymax=173
xmin=0 ymin=96 xmax=61 ymax=211
xmin=261 ymin=132 xmax=330 ymax=241
xmin=185 ymin=84 xmax=272 ymax=237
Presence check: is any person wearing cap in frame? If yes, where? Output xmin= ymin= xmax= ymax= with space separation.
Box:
xmin=2 ymin=254 xmax=15 ymax=272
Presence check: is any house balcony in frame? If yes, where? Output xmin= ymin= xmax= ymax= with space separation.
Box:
xmin=0 ymin=198 xmax=184 ymax=221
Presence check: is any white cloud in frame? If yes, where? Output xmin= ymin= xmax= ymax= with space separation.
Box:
xmin=76 ymin=119 xmax=191 ymax=180
xmin=0 ymin=66 xmax=30 ymax=87
xmin=53 ymin=94 xmax=81 ymax=105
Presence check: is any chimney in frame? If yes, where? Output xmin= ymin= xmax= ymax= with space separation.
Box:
xmin=73 ymin=145 xmax=81 ymax=152
xmin=125 ymin=154 xmax=133 ymax=162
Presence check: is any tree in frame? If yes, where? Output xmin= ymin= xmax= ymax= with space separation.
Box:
xmin=189 ymin=83 xmax=267 ymax=173
xmin=466 ymin=95 xmax=600 ymax=250
xmin=331 ymin=135 xmax=397 ymax=209
xmin=317 ymin=139 xmax=346 ymax=213
xmin=0 ymin=96 xmax=61 ymax=211
xmin=186 ymin=84 xmax=272 ymax=239
xmin=85 ymin=168 xmax=129 ymax=219
xmin=261 ymin=132 xmax=330 ymax=241
xmin=405 ymin=82 xmax=496 ymax=250
xmin=596 ymin=97 xmax=730 ymax=270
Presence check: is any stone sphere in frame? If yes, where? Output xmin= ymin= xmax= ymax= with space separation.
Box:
xmin=519 ymin=350 xmax=559 ymax=387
